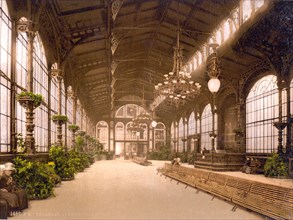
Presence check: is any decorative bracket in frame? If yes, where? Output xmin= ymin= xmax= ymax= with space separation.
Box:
xmin=112 ymin=0 xmax=124 ymax=21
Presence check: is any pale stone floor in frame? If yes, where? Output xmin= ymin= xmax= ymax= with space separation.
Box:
xmin=12 ymin=160 xmax=268 ymax=220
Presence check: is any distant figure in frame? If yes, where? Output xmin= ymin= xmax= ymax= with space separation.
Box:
xmin=172 ymin=157 xmax=180 ymax=166
xmin=171 ymin=158 xmax=176 ymax=165
xmin=250 ymin=158 xmax=261 ymax=174
xmin=0 ymin=163 xmax=28 ymax=213
xmin=240 ymin=157 xmax=251 ymax=173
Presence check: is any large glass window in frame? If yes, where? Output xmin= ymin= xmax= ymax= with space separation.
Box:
xmin=0 ymin=0 xmax=11 ymax=153
xmin=96 ymin=121 xmax=108 ymax=150
xmin=115 ymin=122 xmax=124 ymax=140
xmin=201 ymin=104 xmax=213 ymax=150
xmin=246 ymin=75 xmax=278 ymax=153
xmin=188 ymin=112 xmax=196 ymax=136
xmin=15 ymin=31 xmax=27 ymax=149
xmin=154 ymin=122 xmax=165 ymax=148
xmin=178 ymin=118 xmax=184 ymax=152
xmin=33 ymin=33 xmax=49 ymax=152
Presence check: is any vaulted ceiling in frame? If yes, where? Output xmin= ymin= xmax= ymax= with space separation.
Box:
xmin=9 ymin=0 xmax=293 ymax=124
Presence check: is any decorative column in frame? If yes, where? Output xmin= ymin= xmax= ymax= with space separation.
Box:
xmin=182 ymin=117 xmax=187 ymax=152
xmin=210 ymin=95 xmax=217 ymax=152
xmin=273 ymin=80 xmax=287 ymax=154
xmin=17 ymin=20 xmax=38 ymax=154
xmin=71 ymin=93 xmax=78 ymax=148
xmin=233 ymin=78 xmax=245 ymax=152
xmin=207 ymin=43 xmax=221 ymax=152
xmin=51 ymin=68 xmax=66 ymax=146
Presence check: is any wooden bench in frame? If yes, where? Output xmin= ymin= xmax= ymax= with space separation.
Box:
xmin=132 ymin=157 xmax=152 ymax=166
xmin=158 ymin=163 xmax=293 ymax=219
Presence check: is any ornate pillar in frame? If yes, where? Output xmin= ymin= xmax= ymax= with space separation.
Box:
xmin=182 ymin=117 xmax=187 ymax=152
xmin=273 ymin=80 xmax=287 ymax=154
xmin=71 ymin=93 xmax=77 ymax=147
xmin=234 ymin=79 xmax=245 ymax=152
xmin=17 ymin=20 xmax=37 ymax=154
xmin=51 ymin=68 xmax=65 ymax=146
xmin=210 ymin=94 xmax=217 ymax=152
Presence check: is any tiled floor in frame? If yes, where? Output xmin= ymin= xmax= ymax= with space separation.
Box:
xmin=13 ymin=160 xmax=265 ymax=219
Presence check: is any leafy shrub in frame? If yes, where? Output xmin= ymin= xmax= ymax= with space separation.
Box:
xmin=49 ymin=146 xmax=76 ymax=180
xmin=52 ymin=114 xmax=68 ymax=122
xmin=264 ymin=153 xmax=288 ymax=177
xmin=16 ymin=91 xmax=43 ymax=107
xmin=149 ymin=145 xmax=172 ymax=160
xmin=13 ymin=157 xmax=56 ymax=200
xmin=68 ymin=149 xmax=90 ymax=172
xmin=187 ymin=151 xmax=196 ymax=164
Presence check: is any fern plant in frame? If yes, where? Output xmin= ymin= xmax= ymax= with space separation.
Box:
xmin=264 ymin=153 xmax=288 ymax=177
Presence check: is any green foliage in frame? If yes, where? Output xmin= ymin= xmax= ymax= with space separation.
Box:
xmin=187 ymin=151 xmax=196 ymax=164
xmin=16 ymin=133 xmax=25 ymax=153
xmin=68 ymin=149 xmax=90 ymax=172
xmin=52 ymin=114 xmax=68 ymax=122
xmin=75 ymin=135 xmax=85 ymax=151
xmin=264 ymin=153 xmax=288 ymax=177
xmin=17 ymin=91 xmax=43 ymax=107
xmin=149 ymin=145 xmax=172 ymax=160
xmin=68 ymin=124 xmax=79 ymax=131
xmin=49 ymin=146 xmax=76 ymax=180
xmin=12 ymin=157 xmax=56 ymax=200
xmin=178 ymin=152 xmax=188 ymax=163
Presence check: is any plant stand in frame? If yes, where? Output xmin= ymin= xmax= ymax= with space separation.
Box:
xmin=18 ymin=96 xmax=41 ymax=154
xmin=273 ymin=122 xmax=287 ymax=154
xmin=52 ymin=118 xmax=67 ymax=146
xmin=68 ymin=126 xmax=79 ymax=148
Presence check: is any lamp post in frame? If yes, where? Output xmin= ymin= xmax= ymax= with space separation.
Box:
xmin=207 ymin=43 xmax=221 ymax=152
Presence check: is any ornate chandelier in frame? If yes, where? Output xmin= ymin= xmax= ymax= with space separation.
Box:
xmin=155 ymin=25 xmax=201 ymax=107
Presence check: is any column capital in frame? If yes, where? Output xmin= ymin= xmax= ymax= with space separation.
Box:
xmin=51 ymin=68 xmax=64 ymax=81
xmin=16 ymin=20 xmax=36 ymax=39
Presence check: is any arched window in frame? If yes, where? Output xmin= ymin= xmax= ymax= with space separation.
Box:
xmin=201 ymin=104 xmax=213 ymax=150
xmin=96 ymin=121 xmax=109 ymax=150
xmin=188 ymin=112 xmax=196 ymax=136
xmin=154 ymin=122 xmax=165 ymax=148
xmin=223 ymin=19 xmax=230 ymax=41
xmin=178 ymin=118 xmax=184 ymax=152
xmin=242 ymin=0 xmax=252 ymax=22
xmin=0 ymin=0 xmax=12 ymax=152
xmin=115 ymin=122 xmax=124 ymax=140
xmin=126 ymin=122 xmax=137 ymax=140
xmin=76 ymin=100 xmax=81 ymax=128
xmin=246 ymin=75 xmax=278 ymax=153
xmin=215 ymin=30 xmax=222 ymax=45
xmin=255 ymin=0 xmax=264 ymax=10
xmin=33 ymin=33 xmax=49 ymax=152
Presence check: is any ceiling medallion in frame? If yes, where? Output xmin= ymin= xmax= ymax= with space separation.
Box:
xmin=155 ymin=24 xmax=201 ymax=108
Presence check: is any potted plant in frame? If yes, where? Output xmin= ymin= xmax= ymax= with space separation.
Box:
xmin=52 ymin=114 xmax=68 ymax=125
xmin=264 ymin=153 xmax=288 ymax=178
xmin=68 ymin=124 xmax=79 ymax=132
xmin=16 ymin=91 xmax=43 ymax=109
xmin=77 ymin=130 xmax=86 ymax=136
xmin=49 ymin=146 xmax=76 ymax=180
